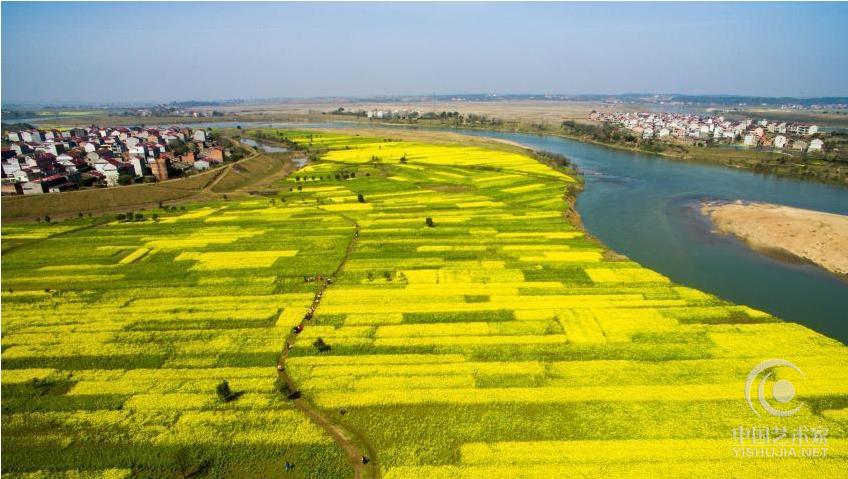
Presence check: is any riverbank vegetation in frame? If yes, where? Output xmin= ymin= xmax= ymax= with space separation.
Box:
xmin=3 ymin=130 xmax=847 ymax=478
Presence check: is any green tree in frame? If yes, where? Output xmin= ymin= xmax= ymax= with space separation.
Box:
xmin=313 ymin=337 xmax=331 ymax=352
xmin=216 ymin=380 xmax=233 ymax=402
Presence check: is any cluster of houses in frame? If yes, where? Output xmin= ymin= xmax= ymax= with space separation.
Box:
xmin=1 ymin=126 xmax=228 ymax=195
xmin=590 ymin=111 xmax=825 ymax=152
xmin=364 ymin=109 xmax=421 ymax=120
xmin=330 ymin=107 xmax=422 ymax=120
xmin=131 ymin=108 xmax=225 ymax=118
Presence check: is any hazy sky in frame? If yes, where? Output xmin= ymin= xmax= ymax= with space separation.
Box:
xmin=3 ymin=2 xmax=848 ymax=104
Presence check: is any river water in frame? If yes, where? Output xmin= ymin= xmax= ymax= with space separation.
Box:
xmin=239 ymin=137 xmax=289 ymax=153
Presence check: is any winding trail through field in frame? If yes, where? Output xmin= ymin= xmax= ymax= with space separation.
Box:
xmin=276 ymin=214 xmax=380 ymax=479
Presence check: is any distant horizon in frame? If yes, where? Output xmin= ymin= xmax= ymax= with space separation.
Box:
xmin=5 ymin=91 xmax=848 ymax=110
xmin=3 ymin=2 xmax=848 ymax=104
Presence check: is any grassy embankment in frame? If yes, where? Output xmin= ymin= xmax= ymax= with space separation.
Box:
xmin=4 ymin=129 xmax=846 ymax=478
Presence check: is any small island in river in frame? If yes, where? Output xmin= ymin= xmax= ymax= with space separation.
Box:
xmin=701 ymin=200 xmax=848 ymax=277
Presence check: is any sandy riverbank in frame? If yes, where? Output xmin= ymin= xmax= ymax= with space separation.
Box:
xmin=701 ymin=200 xmax=848 ymax=277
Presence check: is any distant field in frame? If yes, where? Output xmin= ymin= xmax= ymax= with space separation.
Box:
xmin=36 ymin=110 xmax=103 ymax=117
xmin=5 ymin=115 xmax=238 ymax=129
xmin=12 ymin=100 xmax=848 ymax=132
xmin=739 ymin=108 xmax=848 ymax=128
xmin=218 ymin=99 xmax=614 ymax=123
xmin=2 ymin=129 xmax=846 ymax=478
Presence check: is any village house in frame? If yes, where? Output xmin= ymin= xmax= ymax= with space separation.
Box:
xmin=129 ymin=156 xmax=149 ymax=177
xmin=180 ymin=151 xmax=196 ymax=165
xmin=1 ymin=178 xmax=23 ymax=195
xmin=796 ymin=124 xmax=819 ymax=136
xmin=93 ymin=159 xmax=130 ymax=186
xmin=0 ymin=125 xmax=223 ymax=195
xmin=21 ymin=173 xmax=76 ymax=195
xmin=20 ymin=130 xmax=43 ymax=143
xmin=203 ymin=147 xmax=225 ymax=163
xmin=150 ymin=157 xmax=170 ymax=181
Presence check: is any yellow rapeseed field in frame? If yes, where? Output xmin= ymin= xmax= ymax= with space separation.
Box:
xmin=3 ymin=129 xmax=846 ymax=478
